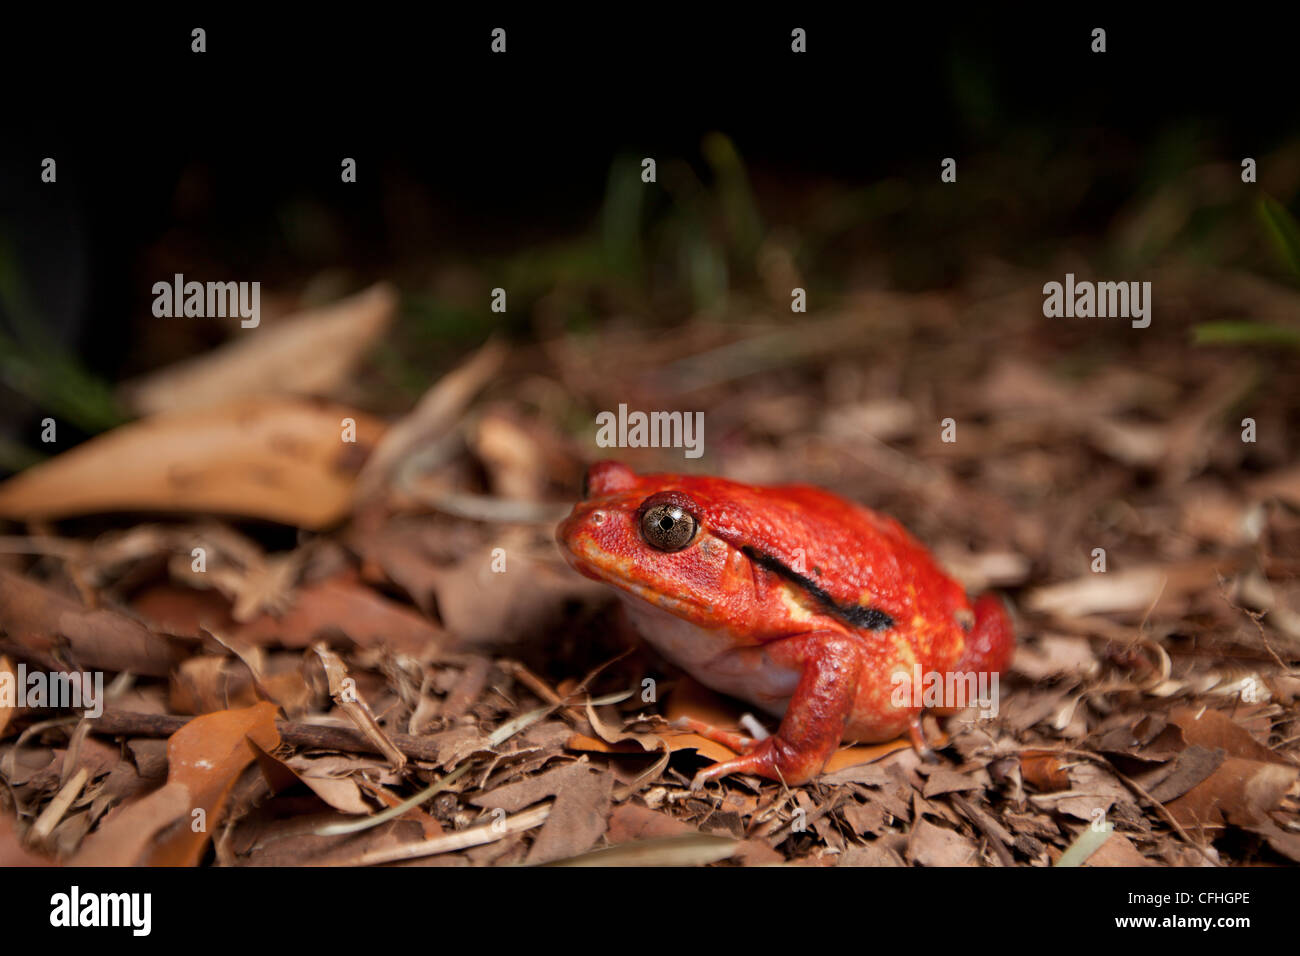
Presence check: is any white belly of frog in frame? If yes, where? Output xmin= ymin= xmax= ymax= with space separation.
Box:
xmin=619 ymin=597 xmax=799 ymax=715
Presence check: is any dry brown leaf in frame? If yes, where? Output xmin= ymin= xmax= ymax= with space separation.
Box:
xmin=1140 ymin=745 xmax=1226 ymax=804
xmin=283 ymin=760 xmax=373 ymax=815
xmin=131 ymin=584 xmax=238 ymax=639
xmin=234 ymin=575 xmax=442 ymax=654
xmin=1021 ymin=750 xmax=1078 ymax=791
xmin=1084 ymin=832 xmax=1156 ymax=866
xmin=839 ymin=842 xmax=907 ymax=866
xmin=0 ymin=569 xmax=187 ymax=677
xmin=907 ymin=818 xmax=978 ymax=866
xmin=71 ymin=781 xmax=193 ymax=866
xmin=921 ymin=767 xmax=983 ymax=798
xmin=1168 ymin=706 xmax=1294 ymax=766
xmin=1165 ymin=757 xmax=1298 ymax=832
xmin=606 ymin=802 xmax=692 ymax=843
xmin=0 ymin=397 xmax=385 ymax=529
xmin=471 ymin=759 xmax=612 ymax=865
xmin=472 ymin=411 xmax=550 ymax=501
xmin=121 ymin=283 xmax=397 ymax=415
xmin=1011 ymin=634 xmax=1101 ymax=681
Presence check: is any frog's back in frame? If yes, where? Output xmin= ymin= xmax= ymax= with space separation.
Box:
xmin=666 ymin=473 xmax=972 ymax=638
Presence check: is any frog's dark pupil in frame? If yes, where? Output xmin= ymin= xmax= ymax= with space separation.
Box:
xmin=640 ymin=501 xmax=696 ymax=552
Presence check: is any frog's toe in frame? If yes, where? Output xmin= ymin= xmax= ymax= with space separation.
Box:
xmin=670 ymin=716 xmax=754 ymax=754
xmin=690 ymin=740 xmax=777 ymax=789
xmin=688 ymin=737 xmax=826 ymax=788
xmin=907 ymin=714 xmax=944 ymax=762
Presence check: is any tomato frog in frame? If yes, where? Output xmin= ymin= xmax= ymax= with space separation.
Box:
xmin=556 ymin=460 xmax=1015 ymax=788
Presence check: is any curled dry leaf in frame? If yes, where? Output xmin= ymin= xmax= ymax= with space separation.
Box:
xmin=0 ymin=397 xmax=386 ymax=530
xmin=120 ymin=283 xmax=398 ymax=415
xmin=472 ymin=411 xmax=550 ymax=501
xmin=313 ymin=644 xmax=406 ymax=773
xmin=354 ymin=337 xmax=507 ymax=502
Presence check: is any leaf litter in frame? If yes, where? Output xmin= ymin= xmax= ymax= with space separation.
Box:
xmin=2 ymin=189 xmax=1300 ymax=867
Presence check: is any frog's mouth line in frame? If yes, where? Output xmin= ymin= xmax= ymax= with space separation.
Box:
xmin=560 ymin=538 xmax=710 ymax=620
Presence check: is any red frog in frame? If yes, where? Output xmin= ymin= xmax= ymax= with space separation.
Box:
xmin=556 ymin=460 xmax=1014 ymax=787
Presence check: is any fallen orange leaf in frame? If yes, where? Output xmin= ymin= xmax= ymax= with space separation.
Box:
xmin=120 ymin=283 xmax=397 ymax=416
xmin=148 ymin=701 xmax=281 ymax=866
xmin=0 ymin=397 xmax=386 ymax=530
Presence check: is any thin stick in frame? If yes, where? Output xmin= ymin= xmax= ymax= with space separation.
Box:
xmin=31 ymin=767 xmax=90 ymax=842
xmin=91 ymin=710 xmax=448 ymax=763
xmin=323 ymin=803 xmax=552 ymax=866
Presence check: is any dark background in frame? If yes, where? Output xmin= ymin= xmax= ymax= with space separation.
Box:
xmin=1 ymin=9 xmax=1296 ymax=443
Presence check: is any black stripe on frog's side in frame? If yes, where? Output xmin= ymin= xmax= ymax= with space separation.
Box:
xmin=742 ymin=546 xmax=895 ymax=631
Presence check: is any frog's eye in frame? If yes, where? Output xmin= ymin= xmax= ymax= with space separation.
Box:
xmin=639 ymin=502 xmax=697 ymax=552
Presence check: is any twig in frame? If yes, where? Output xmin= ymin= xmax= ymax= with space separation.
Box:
xmin=90 ymin=710 xmax=449 ymax=763
xmin=31 ymin=767 xmax=89 ymax=843
xmin=323 ymin=803 xmax=552 ymax=866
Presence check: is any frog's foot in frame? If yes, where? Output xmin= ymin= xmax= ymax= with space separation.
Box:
xmin=690 ymin=737 xmax=786 ymax=790
xmin=670 ymin=716 xmax=754 ymax=754
xmin=688 ymin=735 xmax=839 ymax=790
xmin=689 ymin=630 xmax=860 ymax=789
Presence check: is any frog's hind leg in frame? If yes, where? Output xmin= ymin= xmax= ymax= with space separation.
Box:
xmin=689 ymin=631 xmax=860 ymax=789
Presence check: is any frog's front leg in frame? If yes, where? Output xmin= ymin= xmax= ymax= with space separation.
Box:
xmin=689 ymin=632 xmax=861 ymax=789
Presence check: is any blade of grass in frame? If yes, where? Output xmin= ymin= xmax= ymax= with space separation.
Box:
xmin=1259 ymin=195 xmax=1300 ymax=280
xmin=1193 ymin=320 xmax=1300 ymax=347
